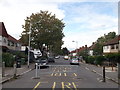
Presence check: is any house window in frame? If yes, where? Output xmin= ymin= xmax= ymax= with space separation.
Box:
xmin=4 ymin=38 xmax=6 ymax=43
xmin=111 ymin=45 xmax=114 ymax=49
xmin=8 ymin=41 xmax=10 ymax=46
xmin=116 ymin=44 xmax=118 ymax=49
xmin=11 ymin=42 xmax=14 ymax=46
xmin=16 ymin=43 xmax=18 ymax=47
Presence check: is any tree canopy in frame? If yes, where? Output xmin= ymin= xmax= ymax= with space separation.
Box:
xmin=20 ymin=10 xmax=65 ymax=53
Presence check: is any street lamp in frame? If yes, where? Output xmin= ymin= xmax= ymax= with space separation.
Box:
xmin=27 ymin=23 xmax=31 ymax=68
xmin=72 ymin=41 xmax=78 ymax=56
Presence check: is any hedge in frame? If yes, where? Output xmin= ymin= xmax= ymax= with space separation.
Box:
xmin=95 ymin=56 xmax=105 ymax=65
xmin=2 ymin=53 xmax=15 ymax=67
xmin=105 ymin=53 xmax=120 ymax=63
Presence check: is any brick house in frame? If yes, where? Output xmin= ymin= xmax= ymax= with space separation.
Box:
xmin=0 ymin=22 xmax=21 ymax=52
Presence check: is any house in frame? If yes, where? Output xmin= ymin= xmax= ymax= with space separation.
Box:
xmin=0 ymin=22 xmax=21 ymax=52
xmin=88 ymin=42 xmax=97 ymax=56
xmin=70 ymin=45 xmax=88 ymax=56
xmin=103 ymin=35 xmax=120 ymax=54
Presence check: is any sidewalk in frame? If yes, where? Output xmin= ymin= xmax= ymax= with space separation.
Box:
xmin=1 ymin=63 xmax=35 ymax=84
xmin=81 ymin=62 xmax=119 ymax=84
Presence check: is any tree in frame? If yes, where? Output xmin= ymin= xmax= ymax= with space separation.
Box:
xmin=20 ymin=10 xmax=65 ymax=53
xmin=62 ymin=47 xmax=70 ymax=55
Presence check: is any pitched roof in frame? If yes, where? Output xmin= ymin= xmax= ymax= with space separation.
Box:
xmin=0 ymin=22 xmax=20 ymax=43
xmin=8 ymin=35 xmax=19 ymax=43
xmin=104 ymin=35 xmax=120 ymax=46
xmin=0 ymin=22 xmax=9 ymax=37
xmin=89 ymin=42 xmax=97 ymax=50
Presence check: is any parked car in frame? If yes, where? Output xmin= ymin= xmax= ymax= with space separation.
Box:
xmin=69 ymin=58 xmax=79 ymax=65
xmin=48 ymin=56 xmax=55 ymax=63
xmin=64 ymin=55 xmax=69 ymax=60
xmin=35 ymin=57 xmax=48 ymax=69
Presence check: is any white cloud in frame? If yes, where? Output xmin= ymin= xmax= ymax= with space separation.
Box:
xmin=62 ymin=25 xmax=118 ymax=51
xmin=0 ymin=0 xmax=65 ymax=39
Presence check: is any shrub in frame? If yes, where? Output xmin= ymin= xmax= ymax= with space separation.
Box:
xmin=21 ymin=58 xmax=26 ymax=65
xmin=105 ymin=53 xmax=120 ymax=65
xmin=87 ymin=56 xmax=95 ymax=64
xmin=2 ymin=53 xmax=15 ymax=67
xmin=95 ymin=55 xmax=105 ymax=65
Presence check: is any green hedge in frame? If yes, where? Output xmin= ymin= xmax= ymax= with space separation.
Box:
xmin=85 ymin=55 xmax=105 ymax=65
xmin=105 ymin=53 xmax=120 ymax=63
xmin=2 ymin=53 xmax=15 ymax=67
xmin=95 ymin=56 xmax=105 ymax=65
xmin=87 ymin=56 xmax=95 ymax=64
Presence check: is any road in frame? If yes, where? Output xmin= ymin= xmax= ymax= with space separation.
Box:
xmin=2 ymin=56 xmax=119 ymax=89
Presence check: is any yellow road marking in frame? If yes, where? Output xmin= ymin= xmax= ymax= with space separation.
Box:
xmin=62 ymin=82 xmax=73 ymax=90
xmin=64 ymin=73 xmax=67 ymax=76
xmin=73 ymin=73 xmax=77 ymax=76
xmin=62 ymin=82 xmax=64 ymax=90
xmin=52 ymin=82 xmax=56 ymax=90
xmin=33 ymin=82 xmax=41 ymax=90
xmin=59 ymin=73 xmax=61 ymax=76
xmin=63 ymin=70 xmax=66 ymax=72
xmin=51 ymin=73 xmax=54 ymax=76
xmin=72 ymin=82 xmax=77 ymax=90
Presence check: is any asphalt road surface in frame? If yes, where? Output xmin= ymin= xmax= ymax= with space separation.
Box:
xmin=2 ymin=56 xmax=119 ymax=89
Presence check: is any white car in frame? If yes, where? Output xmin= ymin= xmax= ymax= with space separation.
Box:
xmin=70 ymin=58 xmax=79 ymax=65
xmin=31 ymin=49 xmax=42 ymax=59
xmin=64 ymin=55 xmax=69 ymax=60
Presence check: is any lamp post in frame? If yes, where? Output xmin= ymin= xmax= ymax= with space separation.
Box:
xmin=72 ymin=41 xmax=78 ymax=56
xmin=28 ymin=23 xmax=31 ymax=68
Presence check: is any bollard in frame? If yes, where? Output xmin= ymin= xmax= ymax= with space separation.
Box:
xmin=103 ymin=66 xmax=106 ymax=82
xmin=35 ymin=63 xmax=38 ymax=78
xmin=32 ymin=63 xmax=40 ymax=79
xmin=13 ymin=64 xmax=17 ymax=79
xmin=2 ymin=62 xmax=5 ymax=77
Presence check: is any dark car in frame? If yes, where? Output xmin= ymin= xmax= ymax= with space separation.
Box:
xmin=48 ymin=57 xmax=55 ymax=63
xmin=35 ymin=57 xmax=48 ymax=69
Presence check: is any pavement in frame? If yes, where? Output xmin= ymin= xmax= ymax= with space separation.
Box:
xmin=81 ymin=62 xmax=119 ymax=85
xmin=1 ymin=62 xmax=35 ymax=84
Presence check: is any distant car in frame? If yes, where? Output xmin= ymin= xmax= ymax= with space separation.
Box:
xmin=48 ymin=57 xmax=55 ymax=63
xmin=55 ymin=56 xmax=60 ymax=59
xmin=69 ymin=58 xmax=79 ymax=65
xmin=64 ymin=55 xmax=69 ymax=60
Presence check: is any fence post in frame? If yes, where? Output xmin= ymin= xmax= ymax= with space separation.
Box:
xmin=2 ymin=62 xmax=5 ymax=77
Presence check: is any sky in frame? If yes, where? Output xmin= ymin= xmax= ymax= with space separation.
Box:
xmin=0 ymin=0 xmax=119 ymax=51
